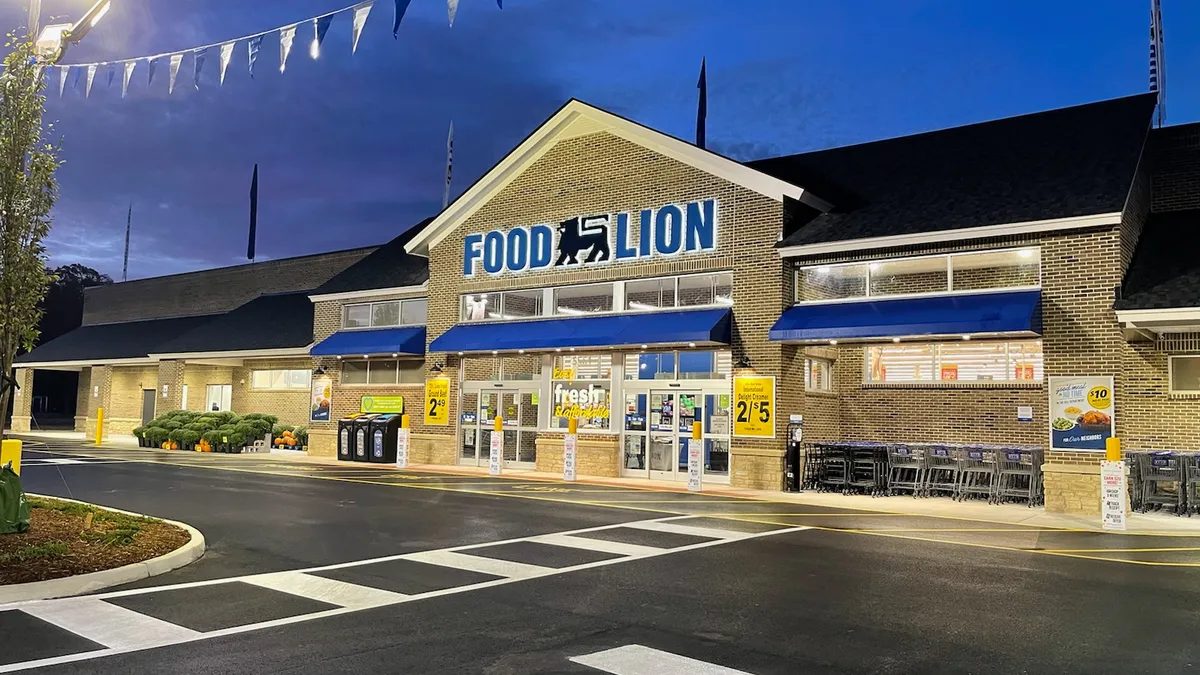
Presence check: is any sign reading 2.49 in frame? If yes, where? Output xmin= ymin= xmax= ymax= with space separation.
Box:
xmin=424 ymin=378 xmax=450 ymax=426
xmin=732 ymin=375 xmax=775 ymax=438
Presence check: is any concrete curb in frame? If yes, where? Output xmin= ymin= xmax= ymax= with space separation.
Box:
xmin=0 ymin=495 xmax=205 ymax=605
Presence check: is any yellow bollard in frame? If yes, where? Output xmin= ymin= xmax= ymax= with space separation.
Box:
xmin=567 ymin=417 xmax=578 ymax=435
xmin=1105 ymin=436 xmax=1122 ymax=462
xmin=1 ymin=439 xmax=21 ymax=475
xmin=400 ymin=414 xmax=410 ymax=429
xmin=95 ymin=407 xmax=105 ymax=446
xmin=693 ymin=420 xmax=702 ymax=441
xmin=494 ymin=416 xmax=503 ymax=432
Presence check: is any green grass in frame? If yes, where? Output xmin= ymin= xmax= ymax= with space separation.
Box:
xmin=27 ymin=497 xmax=94 ymax=517
xmin=0 ymin=540 xmax=69 ymax=564
xmin=28 ymin=497 xmax=160 ymax=547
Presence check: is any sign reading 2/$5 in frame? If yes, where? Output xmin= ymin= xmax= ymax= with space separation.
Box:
xmin=462 ymin=199 xmax=718 ymax=277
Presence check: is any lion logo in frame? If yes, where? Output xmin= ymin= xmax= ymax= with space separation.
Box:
xmin=554 ymin=215 xmax=611 ymax=266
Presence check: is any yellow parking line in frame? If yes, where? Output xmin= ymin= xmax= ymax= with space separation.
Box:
xmin=1040 ymin=547 xmax=1200 ymax=553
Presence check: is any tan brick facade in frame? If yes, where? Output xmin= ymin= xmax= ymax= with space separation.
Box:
xmin=423 ymin=131 xmax=793 ymax=489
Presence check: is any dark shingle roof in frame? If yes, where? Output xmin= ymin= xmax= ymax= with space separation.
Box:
xmin=153 ymin=292 xmax=315 ymax=354
xmin=1117 ymin=209 xmax=1200 ymax=310
xmin=313 ymin=219 xmax=432 ymax=295
xmin=752 ymin=94 xmax=1157 ymax=249
xmin=15 ymin=315 xmax=217 ymax=364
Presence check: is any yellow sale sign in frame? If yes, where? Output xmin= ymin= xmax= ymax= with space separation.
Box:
xmin=733 ymin=375 xmax=775 ymax=438
xmin=424 ymin=378 xmax=450 ymax=426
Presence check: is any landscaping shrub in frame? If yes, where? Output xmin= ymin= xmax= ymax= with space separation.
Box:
xmin=200 ymin=430 xmax=223 ymax=448
xmin=294 ymin=426 xmax=308 ymax=446
xmin=143 ymin=427 xmax=169 ymax=446
xmin=132 ymin=426 xmax=145 ymax=439
xmin=243 ymin=413 xmax=279 ymax=426
xmin=272 ymin=424 xmax=295 ymax=436
xmin=175 ymin=429 xmax=201 ymax=450
xmin=157 ymin=419 xmax=182 ymax=432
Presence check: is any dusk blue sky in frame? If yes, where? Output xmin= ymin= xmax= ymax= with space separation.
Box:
xmin=4 ymin=0 xmax=1196 ymax=279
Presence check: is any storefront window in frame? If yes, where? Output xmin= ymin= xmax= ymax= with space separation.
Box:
xmin=462 ymin=294 xmax=493 ymax=321
xmin=550 ymin=354 xmax=611 ymax=430
xmin=341 ymin=359 xmax=423 ymax=385
xmin=677 ymin=350 xmax=731 ymax=379
xmin=869 ymin=257 xmax=948 ymax=297
xmin=626 ymin=278 xmax=676 ymax=311
xmin=554 ymin=283 xmax=614 ymax=315
xmin=950 ymin=248 xmax=1040 ymax=291
xmin=344 ymin=304 xmax=371 ymax=328
xmin=553 ymin=354 xmax=612 ymax=380
xmin=503 ymin=290 xmax=543 ymax=319
xmin=805 ymin=359 xmax=832 ymax=392
xmin=678 ymin=273 xmax=733 ymax=307
xmin=798 ymin=264 xmax=868 ymax=302
xmin=1170 ymin=356 xmax=1200 ymax=393
xmin=625 ymin=352 xmax=675 ymax=380
xmin=344 ymin=299 xmax=427 ymax=329
xmin=400 ymin=298 xmax=428 ymax=325
xmin=866 ymin=340 xmax=1043 ymax=383
xmin=623 ymin=351 xmax=730 ymax=380
xmin=251 ymin=369 xmax=312 ymax=390
xmin=372 ymin=303 xmax=400 ymax=328
xmin=499 ymin=354 xmax=541 ymax=381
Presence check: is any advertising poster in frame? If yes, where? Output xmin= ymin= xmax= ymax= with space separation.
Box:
xmin=310 ymin=376 xmax=332 ymax=422
xmin=733 ymin=375 xmax=775 ymax=438
xmin=361 ymin=395 xmax=404 ymax=414
xmin=424 ymin=378 xmax=450 ymax=426
xmin=1049 ymin=376 xmax=1114 ymax=451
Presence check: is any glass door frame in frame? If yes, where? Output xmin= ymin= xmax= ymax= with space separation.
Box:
xmin=620 ymin=379 xmax=732 ymax=484
xmin=459 ymin=379 xmax=542 ymax=470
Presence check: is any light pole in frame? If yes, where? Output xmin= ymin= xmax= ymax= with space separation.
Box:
xmin=32 ymin=0 xmax=111 ymax=64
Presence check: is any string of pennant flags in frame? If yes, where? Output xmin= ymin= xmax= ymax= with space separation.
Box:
xmin=51 ymin=0 xmax=503 ymax=99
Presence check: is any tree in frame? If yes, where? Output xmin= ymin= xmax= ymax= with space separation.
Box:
xmin=0 ymin=37 xmax=61 ymax=436
xmin=38 ymin=264 xmax=111 ymax=345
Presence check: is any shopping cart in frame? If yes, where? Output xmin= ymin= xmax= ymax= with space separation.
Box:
xmin=996 ymin=446 xmax=1042 ymax=507
xmin=888 ymin=444 xmax=925 ymax=497
xmin=956 ymin=446 xmax=998 ymax=503
xmin=923 ymin=445 xmax=959 ymax=498
xmin=1136 ymin=451 xmax=1185 ymax=515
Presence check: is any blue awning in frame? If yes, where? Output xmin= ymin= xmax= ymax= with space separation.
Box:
xmin=769 ymin=290 xmax=1041 ymax=342
xmin=430 ymin=308 xmax=732 ymax=353
xmin=310 ymin=327 xmax=426 ymax=356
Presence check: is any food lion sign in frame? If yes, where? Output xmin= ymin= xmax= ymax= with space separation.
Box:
xmin=463 ymin=199 xmax=718 ymax=277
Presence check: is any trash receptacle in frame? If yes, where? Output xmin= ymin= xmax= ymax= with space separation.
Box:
xmin=352 ymin=414 xmax=379 ymax=462
xmin=338 ymin=414 xmax=362 ymax=461
xmin=784 ymin=419 xmax=803 ymax=492
xmin=368 ymin=414 xmax=403 ymax=463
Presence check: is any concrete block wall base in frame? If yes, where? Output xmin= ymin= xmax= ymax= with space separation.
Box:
xmin=1042 ymin=463 xmax=1130 ymax=516
xmin=732 ymin=453 xmax=783 ymax=490
xmin=535 ymin=436 xmax=619 ymax=477
xmin=10 ymin=416 xmax=30 ymax=433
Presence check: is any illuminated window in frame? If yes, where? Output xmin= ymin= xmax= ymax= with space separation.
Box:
xmin=250 ymin=369 xmax=312 ymax=390
xmin=865 ymin=340 xmax=1043 ymax=383
xmin=340 ymin=359 xmax=423 ymax=385
xmin=344 ymin=299 xmax=427 ymax=329
xmin=805 ymin=359 xmax=832 ymax=392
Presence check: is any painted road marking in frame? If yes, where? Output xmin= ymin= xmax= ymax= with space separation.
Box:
xmin=0 ymin=516 xmax=807 ymax=673
xmin=21 ymin=458 xmax=131 ymax=466
xmin=242 ymin=572 xmax=408 ymax=609
xmin=531 ymin=533 xmax=665 ymax=558
xmin=571 ymin=644 xmax=753 ymax=674
xmin=406 ymin=550 xmax=553 ymax=579
xmin=21 ymin=598 xmax=200 ymax=650
xmin=622 ymin=519 xmax=749 ymax=540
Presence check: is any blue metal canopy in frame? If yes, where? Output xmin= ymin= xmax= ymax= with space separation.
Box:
xmin=429 ymin=308 xmax=732 ymax=353
xmin=310 ymin=326 xmax=426 ymax=356
xmin=768 ymin=290 xmax=1041 ymax=342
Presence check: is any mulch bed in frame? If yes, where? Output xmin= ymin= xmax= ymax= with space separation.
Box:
xmin=0 ymin=497 xmax=191 ymax=585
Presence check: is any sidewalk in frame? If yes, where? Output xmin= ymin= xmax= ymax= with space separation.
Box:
xmin=43 ymin=432 xmax=1200 ymax=535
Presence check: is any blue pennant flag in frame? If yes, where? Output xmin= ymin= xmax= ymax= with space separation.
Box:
xmin=106 ymin=63 xmax=115 ymax=88
xmin=194 ymin=47 xmax=208 ymax=89
xmin=248 ymin=35 xmax=264 ymax=78
xmin=315 ymin=14 xmax=333 ymax=56
xmin=147 ymin=57 xmax=158 ymax=86
xmin=497 ymin=0 xmax=502 ymax=6
xmin=393 ymin=0 xmax=412 ymax=38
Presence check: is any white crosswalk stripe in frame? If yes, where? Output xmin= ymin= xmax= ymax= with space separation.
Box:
xmin=242 ymin=571 xmax=408 ymax=609
xmin=20 ymin=597 xmax=201 ymax=650
xmin=571 ymin=644 xmax=754 ymax=674
xmin=0 ymin=516 xmax=807 ymax=674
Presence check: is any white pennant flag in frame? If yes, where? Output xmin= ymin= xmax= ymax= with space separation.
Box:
xmin=168 ymin=53 xmax=183 ymax=94
xmin=448 ymin=0 xmax=459 ymax=26
xmin=219 ymin=42 xmax=235 ymax=85
xmin=352 ymin=2 xmax=373 ymax=53
xmin=122 ymin=61 xmax=136 ymax=97
xmin=85 ymin=64 xmax=97 ymax=98
xmin=57 ymin=66 xmax=68 ymax=98
xmin=279 ymin=24 xmax=297 ymax=72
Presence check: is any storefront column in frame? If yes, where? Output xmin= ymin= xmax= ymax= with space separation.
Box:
xmin=10 ymin=368 xmax=34 ymax=432
xmin=84 ymin=365 xmax=113 ymax=440
xmin=157 ymin=360 xmax=185 ymax=413
xmin=74 ymin=368 xmax=90 ymax=432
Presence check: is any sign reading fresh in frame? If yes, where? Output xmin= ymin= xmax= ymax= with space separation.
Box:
xmin=1049 ymin=376 xmax=1114 ymax=451
xmin=732 ymin=375 xmax=775 ymax=438
xmin=462 ymin=199 xmax=718 ymax=277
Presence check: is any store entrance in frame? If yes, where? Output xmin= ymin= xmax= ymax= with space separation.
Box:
xmin=459 ymin=383 xmax=539 ymax=469
xmin=623 ymin=387 xmax=731 ymax=483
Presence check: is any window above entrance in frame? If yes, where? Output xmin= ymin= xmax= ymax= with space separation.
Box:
xmin=459 ymin=271 xmax=733 ymax=323
xmin=865 ymin=339 xmax=1043 ymax=384
xmin=343 ymin=298 xmax=427 ymax=330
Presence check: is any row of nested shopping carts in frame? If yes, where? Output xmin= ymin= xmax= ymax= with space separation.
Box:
xmin=801 ymin=441 xmax=1044 ymax=506
xmin=1124 ymin=451 xmax=1200 ymax=516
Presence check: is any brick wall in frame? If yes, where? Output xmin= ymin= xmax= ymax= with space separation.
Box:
xmin=1149 ymin=122 xmax=1200 ymax=213
xmin=233 ymin=357 xmax=314 ymax=426
xmin=83 ymin=247 xmax=373 ymax=325
xmin=74 ymin=368 xmax=90 ymax=431
xmin=11 ymin=368 xmax=33 ymax=432
xmin=105 ymin=364 xmax=157 ymax=434
xmin=425 ymin=131 xmax=791 ymax=488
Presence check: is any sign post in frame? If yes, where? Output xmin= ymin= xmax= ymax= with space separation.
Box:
xmin=687 ymin=421 xmax=702 ymax=492
xmin=563 ymin=417 xmax=578 ymax=482
xmin=489 ymin=416 xmax=503 ymax=476
xmin=395 ymin=413 xmax=410 ymax=469
xmin=1101 ymin=436 xmax=1127 ymax=531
